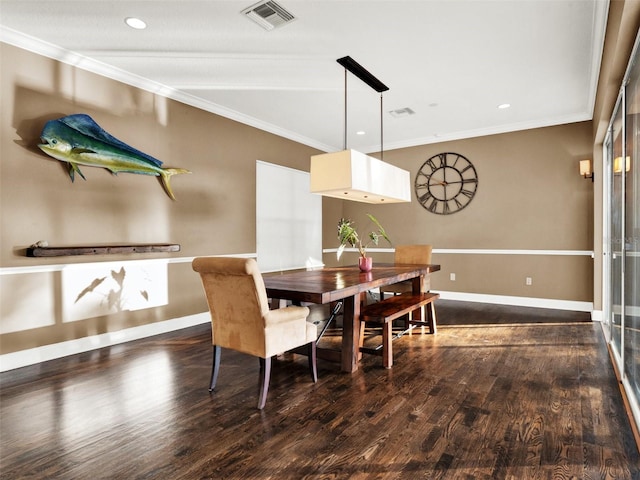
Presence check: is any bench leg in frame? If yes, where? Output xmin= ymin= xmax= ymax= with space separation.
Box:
xmin=407 ymin=306 xmax=421 ymax=335
xmin=382 ymin=321 xmax=393 ymax=368
xmin=427 ymin=302 xmax=437 ymax=334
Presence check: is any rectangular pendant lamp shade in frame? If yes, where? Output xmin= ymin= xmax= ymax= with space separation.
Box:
xmin=310 ymin=56 xmax=411 ymax=204
xmin=310 ymin=149 xmax=411 ymax=203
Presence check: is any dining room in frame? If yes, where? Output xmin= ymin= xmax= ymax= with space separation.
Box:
xmin=1 ymin=1 xmax=640 ymax=477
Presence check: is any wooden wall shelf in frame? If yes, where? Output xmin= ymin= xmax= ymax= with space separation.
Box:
xmin=27 ymin=244 xmax=180 ymax=257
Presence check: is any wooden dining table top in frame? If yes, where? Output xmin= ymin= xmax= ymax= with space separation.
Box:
xmin=263 ymin=263 xmax=441 ymax=305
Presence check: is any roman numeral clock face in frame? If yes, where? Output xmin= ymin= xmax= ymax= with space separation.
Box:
xmin=414 ymin=152 xmax=478 ymax=215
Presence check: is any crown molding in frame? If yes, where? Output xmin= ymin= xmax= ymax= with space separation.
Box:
xmin=0 ymin=26 xmax=334 ymax=153
xmin=362 ymin=112 xmax=593 ymax=154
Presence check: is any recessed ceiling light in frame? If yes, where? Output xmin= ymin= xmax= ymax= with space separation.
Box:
xmin=356 ymin=131 xmax=366 ymax=135
xmin=125 ymin=17 xmax=147 ymax=29
xmin=497 ymin=103 xmax=511 ymax=109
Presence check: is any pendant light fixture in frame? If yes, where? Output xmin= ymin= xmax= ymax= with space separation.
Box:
xmin=310 ymin=56 xmax=411 ymax=203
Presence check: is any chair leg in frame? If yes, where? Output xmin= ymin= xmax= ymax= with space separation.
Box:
xmin=258 ymin=357 xmax=272 ymax=409
xmin=358 ymin=321 xmax=366 ymax=350
xmin=307 ymin=341 xmax=318 ymax=383
xmin=209 ymin=345 xmax=221 ymax=392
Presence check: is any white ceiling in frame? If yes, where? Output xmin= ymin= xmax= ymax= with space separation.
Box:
xmin=0 ymin=0 xmax=609 ymax=153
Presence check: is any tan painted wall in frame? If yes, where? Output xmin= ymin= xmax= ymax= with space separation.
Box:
xmin=323 ymin=123 xmax=595 ymax=302
xmin=0 ymin=43 xmax=320 ymax=354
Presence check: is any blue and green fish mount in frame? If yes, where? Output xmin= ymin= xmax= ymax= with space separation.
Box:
xmin=38 ymin=114 xmax=190 ymax=200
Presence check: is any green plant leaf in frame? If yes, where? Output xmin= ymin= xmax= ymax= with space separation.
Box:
xmin=366 ymin=213 xmax=391 ymax=245
xmin=337 ymin=214 xmax=391 ymax=259
xmin=337 ymin=218 xmax=359 ymax=247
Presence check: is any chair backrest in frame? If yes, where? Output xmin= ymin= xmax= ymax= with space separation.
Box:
xmin=394 ymin=245 xmax=433 ymax=264
xmin=394 ymin=244 xmax=433 ymax=292
xmin=192 ymin=257 xmax=270 ymax=356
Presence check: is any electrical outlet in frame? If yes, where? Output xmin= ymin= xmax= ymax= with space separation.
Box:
xmin=526 ymin=277 xmax=532 ymax=286
xmin=450 ymin=273 xmax=456 ymax=281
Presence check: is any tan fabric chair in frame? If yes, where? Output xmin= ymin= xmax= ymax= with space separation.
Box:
xmin=192 ymin=256 xmax=318 ymax=409
xmin=379 ymin=245 xmax=433 ymax=298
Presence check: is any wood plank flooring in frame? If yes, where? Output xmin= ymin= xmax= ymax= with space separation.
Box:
xmin=1 ymin=301 xmax=639 ymax=479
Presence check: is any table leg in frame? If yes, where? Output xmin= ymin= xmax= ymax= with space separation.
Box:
xmin=341 ymin=294 xmax=361 ymax=372
xmin=411 ymin=276 xmax=424 ymax=293
xmin=268 ymin=298 xmax=288 ymax=309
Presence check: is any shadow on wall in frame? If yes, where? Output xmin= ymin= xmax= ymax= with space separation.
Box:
xmin=0 ymin=261 xmax=168 ymax=336
xmin=14 ymin=111 xmax=71 ymax=177
xmin=74 ymin=266 xmax=149 ymax=312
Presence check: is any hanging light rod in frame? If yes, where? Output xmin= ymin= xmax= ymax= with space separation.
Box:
xmin=336 ymin=56 xmax=389 ymax=93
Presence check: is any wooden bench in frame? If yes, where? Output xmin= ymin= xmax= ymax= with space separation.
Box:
xmin=359 ymin=292 xmax=439 ymax=368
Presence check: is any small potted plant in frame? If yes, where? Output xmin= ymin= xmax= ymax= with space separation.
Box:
xmin=337 ymin=213 xmax=391 ymax=272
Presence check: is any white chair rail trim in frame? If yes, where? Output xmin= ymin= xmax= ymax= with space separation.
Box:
xmin=325 ymin=248 xmax=595 ymax=257
xmin=0 ymin=248 xmax=596 ymax=276
xmin=0 ymin=253 xmax=257 ymax=276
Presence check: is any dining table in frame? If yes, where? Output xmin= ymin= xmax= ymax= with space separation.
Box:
xmin=263 ymin=263 xmax=441 ymax=372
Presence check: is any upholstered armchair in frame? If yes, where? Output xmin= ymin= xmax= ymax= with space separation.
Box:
xmin=192 ymin=256 xmax=318 ymax=409
xmin=379 ymin=245 xmax=433 ymax=299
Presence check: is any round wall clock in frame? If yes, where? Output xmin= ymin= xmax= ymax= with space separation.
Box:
xmin=414 ymin=152 xmax=478 ymax=215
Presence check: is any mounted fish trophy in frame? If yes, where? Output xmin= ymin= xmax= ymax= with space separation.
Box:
xmin=38 ymin=114 xmax=190 ymax=200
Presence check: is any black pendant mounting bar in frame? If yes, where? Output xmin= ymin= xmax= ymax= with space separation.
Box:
xmin=336 ymin=56 xmax=389 ymax=93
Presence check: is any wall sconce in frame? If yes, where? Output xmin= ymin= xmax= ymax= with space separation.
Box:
xmin=579 ymin=159 xmax=594 ymax=182
xmin=613 ymin=156 xmax=631 ymax=174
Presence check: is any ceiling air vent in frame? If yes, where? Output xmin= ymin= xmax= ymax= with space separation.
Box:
xmin=242 ymin=0 xmax=296 ymax=31
xmin=389 ymin=108 xmax=416 ymax=118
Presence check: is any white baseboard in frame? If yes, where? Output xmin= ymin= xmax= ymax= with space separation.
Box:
xmin=0 ymin=313 xmax=210 ymax=372
xmin=433 ymin=291 xmax=594 ymax=314
xmin=0 ymin=292 xmax=596 ymax=373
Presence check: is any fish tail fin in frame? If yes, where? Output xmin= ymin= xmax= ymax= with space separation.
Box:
xmin=68 ymin=163 xmax=86 ymax=182
xmin=159 ymin=168 xmax=191 ymax=200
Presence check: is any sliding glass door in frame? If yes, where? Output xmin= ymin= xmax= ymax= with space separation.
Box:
xmin=608 ymin=101 xmax=624 ymax=361
xmin=624 ymin=48 xmax=640 ymax=405
xmin=605 ymin=31 xmax=640 ymax=429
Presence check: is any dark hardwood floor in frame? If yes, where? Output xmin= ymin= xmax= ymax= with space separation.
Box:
xmin=1 ymin=301 xmax=639 ymax=479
